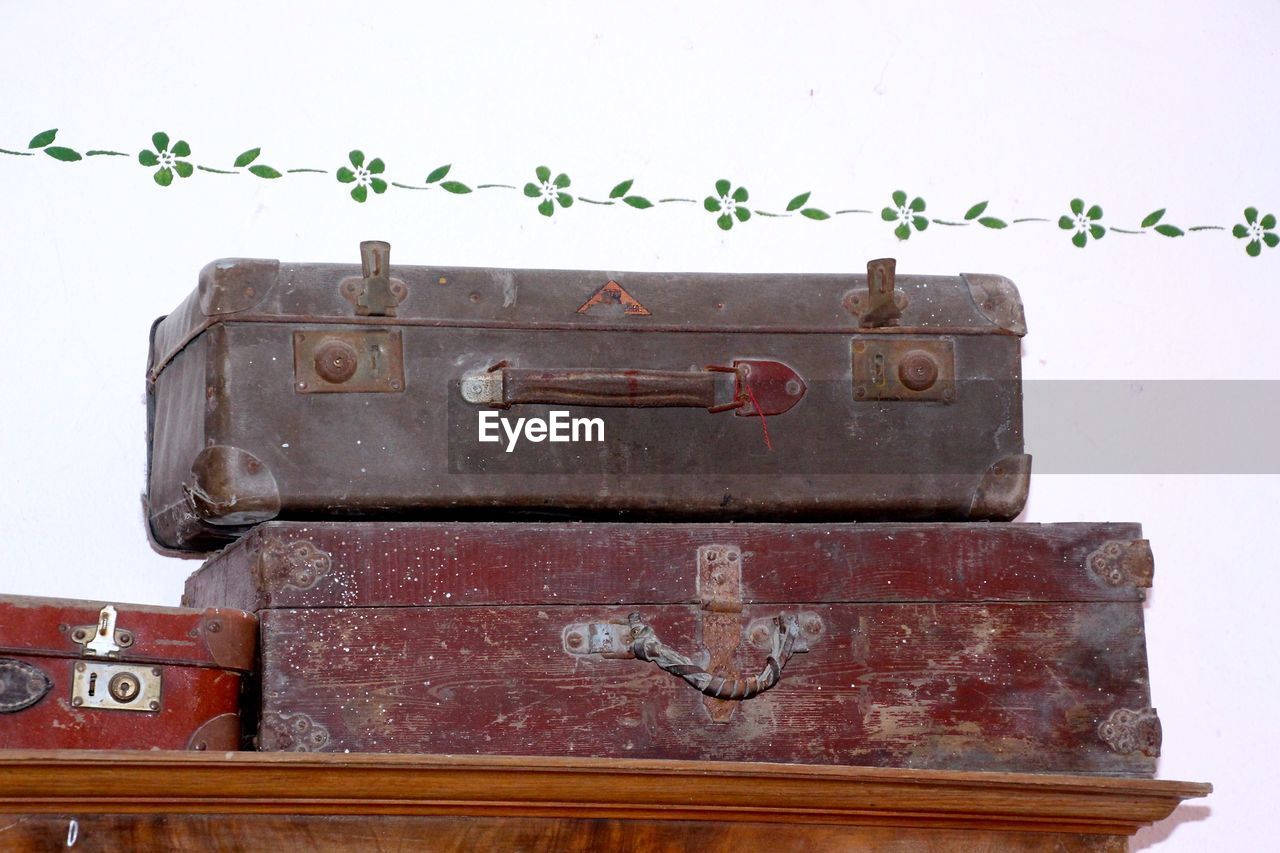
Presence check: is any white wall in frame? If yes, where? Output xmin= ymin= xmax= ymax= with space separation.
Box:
xmin=2 ymin=3 xmax=1275 ymax=848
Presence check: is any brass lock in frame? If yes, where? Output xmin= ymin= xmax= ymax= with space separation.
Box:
xmin=71 ymin=662 xmax=162 ymax=713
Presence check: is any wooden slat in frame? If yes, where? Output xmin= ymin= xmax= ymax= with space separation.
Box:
xmin=187 ymin=521 xmax=1146 ymax=612
xmin=259 ymin=601 xmax=1153 ymax=775
xmin=0 ymin=750 xmax=1209 ymax=838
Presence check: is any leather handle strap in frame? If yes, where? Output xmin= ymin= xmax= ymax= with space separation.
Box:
xmin=460 ymin=361 xmax=806 ymax=416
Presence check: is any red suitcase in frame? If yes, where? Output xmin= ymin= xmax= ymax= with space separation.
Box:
xmin=184 ymin=521 xmax=1160 ymax=776
xmin=0 ymin=596 xmax=256 ymax=750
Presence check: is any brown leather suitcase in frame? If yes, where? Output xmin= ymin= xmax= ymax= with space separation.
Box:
xmin=0 ymin=596 xmax=256 ymax=750
xmin=183 ymin=521 xmax=1160 ymax=776
xmin=147 ymin=243 xmax=1027 ymax=554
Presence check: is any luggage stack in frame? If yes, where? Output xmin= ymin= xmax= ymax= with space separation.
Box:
xmin=4 ymin=240 xmax=1165 ymax=783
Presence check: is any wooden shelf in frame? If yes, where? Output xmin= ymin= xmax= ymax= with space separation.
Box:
xmin=0 ymin=751 xmax=1209 ymax=850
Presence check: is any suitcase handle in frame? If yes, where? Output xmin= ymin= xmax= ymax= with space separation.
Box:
xmin=623 ymin=612 xmax=805 ymax=701
xmin=460 ymin=360 xmax=806 ymax=417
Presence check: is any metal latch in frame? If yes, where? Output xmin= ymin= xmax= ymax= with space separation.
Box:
xmin=70 ymin=605 xmax=134 ymax=658
xmin=71 ymin=661 xmax=162 ymax=713
xmin=340 ymin=240 xmax=407 ymax=316
xmin=293 ymin=329 xmax=405 ymax=393
xmin=852 ymin=337 xmax=956 ymax=403
xmin=845 ymin=258 xmax=908 ymax=327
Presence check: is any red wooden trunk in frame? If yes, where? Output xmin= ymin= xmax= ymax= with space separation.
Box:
xmin=0 ymin=596 xmax=256 ymax=750
xmin=183 ymin=521 xmax=1161 ymax=776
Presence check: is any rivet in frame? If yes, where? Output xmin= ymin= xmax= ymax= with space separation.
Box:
xmin=72 ymin=697 xmax=83 ymax=707
xmin=785 ymin=379 xmax=802 ymax=396
xmin=749 ymin=626 xmax=770 ymax=645
xmin=149 ymin=700 xmax=160 ymax=711
xmin=297 ymin=381 xmax=308 ymax=390
xmin=207 ymin=620 xmax=221 ymax=633
xmin=854 ymin=386 xmax=867 ymax=399
xmin=566 ymin=632 xmax=584 ymax=650
xmin=75 ymin=662 xmax=86 ymax=672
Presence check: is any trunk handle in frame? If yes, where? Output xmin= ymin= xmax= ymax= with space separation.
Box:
xmin=460 ymin=360 xmax=806 ymax=417
xmin=628 ymin=611 xmax=803 ymax=701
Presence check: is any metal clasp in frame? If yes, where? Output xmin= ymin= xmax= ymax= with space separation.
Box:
xmin=339 ymin=240 xmax=408 ymax=317
xmin=71 ymin=605 xmax=134 ymax=658
xmin=845 ymin=258 xmax=908 ymax=327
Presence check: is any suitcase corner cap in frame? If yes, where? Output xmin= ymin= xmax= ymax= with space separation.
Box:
xmin=968 ymin=453 xmax=1032 ymax=520
xmin=184 ymin=445 xmax=281 ymax=526
xmin=961 ymin=273 xmax=1026 ymax=336
xmin=198 ymin=258 xmax=280 ymax=316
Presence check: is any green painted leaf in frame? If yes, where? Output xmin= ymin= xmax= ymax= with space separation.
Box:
xmin=1246 ymin=239 xmax=1262 ymax=257
xmin=28 ymin=129 xmax=56 ymax=148
xmin=734 ymin=206 xmax=750 ymax=223
xmin=894 ymin=222 xmax=911 ymax=240
xmin=248 ymin=164 xmax=281 ymax=179
xmin=234 ymin=148 xmax=261 ymax=168
xmin=732 ymin=186 xmax=748 ymax=203
xmin=964 ymin=201 xmax=988 ymax=220
xmin=1141 ymin=209 xmax=1165 ymax=228
xmin=523 ymin=182 xmax=541 ymax=197
xmin=880 ymin=207 xmax=897 ymax=222
xmin=978 ymin=217 xmax=1007 ymax=229
xmin=1070 ymin=198 xmax=1084 ymax=215
xmin=138 ymin=150 xmax=158 ymax=167
xmin=440 ymin=181 xmax=472 ymax=194
xmin=892 ymin=190 xmax=906 ymax=207
xmin=426 ymin=164 xmax=451 ymax=183
xmin=152 ymin=132 xmax=169 ymax=153
xmin=1086 ymin=204 xmax=1102 ymax=221
xmin=1244 ymin=207 xmax=1258 ymax=224
xmin=173 ymin=160 xmax=194 ymax=178
xmin=351 ymin=184 xmax=368 ymax=203
xmin=1233 ymin=224 xmax=1250 ymax=238
xmin=715 ymin=179 xmax=731 ymax=197
xmin=553 ymin=173 xmax=571 ymax=189
xmin=154 ymin=167 xmax=173 ymax=187
xmin=705 ymin=196 xmax=722 ymax=212
xmin=1264 ymin=232 xmax=1280 ymax=248
xmin=349 ymin=150 xmax=365 ymax=168
xmin=801 ymin=208 xmax=830 ymax=220
xmin=558 ymin=192 xmax=574 ymax=207
xmin=1058 ymin=215 xmax=1074 ymax=230
xmin=44 ymin=146 xmax=81 ymax=162
xmin=171 ymin=140 xmax=191 ymax=157
xmin=787 ymin=192 xmax=810 ymax=211
xmin=1262 ymin=213 xmax=1277 ymax=230
xmin=609 ymin=179 xmax=633 ymax=198
xmin=371 ymin=177 xmax=388 ymax=194
xmin=1153 ymin=224 xmax=1183 ymax=237
xmin=538 ymin=199 xmax=554 ymax=217
xmin=623 ymin=195 xmax=652 ymax=209
xmin=913 ymin=216 xmax=929 ymax=231
xmin=337 ymin=167 xmax=356 ymax=184
xmin=367 ymin=158 xmax=385 ymax=175
xmin=1071 ymin=231 xmax=1087 ymax=248
xmin=1089 ymin=224 xmax=1106 ymax=240
xmin=909 ymin=196 xmax=926 ymax=213
xmin=536 ymin=165 xmax=551 ymax=183
xmin=717 ymin=213 xmax=733 ymax=231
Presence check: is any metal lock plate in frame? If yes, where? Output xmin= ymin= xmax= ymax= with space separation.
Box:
xmin=293 ymin=329 xmax=405 ymax=394
xmin=852 ymin=337 xmax=956 ymax=403
xmin=71 ymin=661 xmax=162 ymax=713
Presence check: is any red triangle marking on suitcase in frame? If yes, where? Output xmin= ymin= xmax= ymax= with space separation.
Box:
xmin=575 ymin=280 xmax=652 ymax=316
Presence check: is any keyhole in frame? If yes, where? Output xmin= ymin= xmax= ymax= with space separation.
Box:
xmin=87 ymin=673 xmax=97 ymax=696
xmin=370 ymin=345 xmax=381 ymax=372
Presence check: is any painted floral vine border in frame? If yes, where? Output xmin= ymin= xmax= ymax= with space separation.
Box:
xmin=5 ymin=128 xmax=1278 ymax=257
